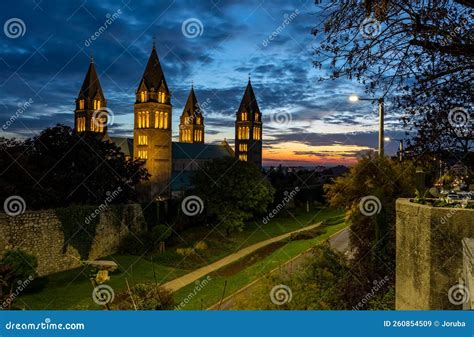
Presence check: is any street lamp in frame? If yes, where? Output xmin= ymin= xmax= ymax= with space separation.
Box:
xmin=384 ymin=137 xmax=404 ymax=162
xmin=349 ymin=95 xmax=385 ymax=157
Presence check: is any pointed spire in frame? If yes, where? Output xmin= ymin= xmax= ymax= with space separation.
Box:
xmin=78 ymin=59 xmax=104 ymax=101
xmin=181 ymin=85 xmax=201 ymax=118
xmin=138 ymin=44 xmax=168 ymax=93
xmin=237 ymin=79 xmax=259 ymax=115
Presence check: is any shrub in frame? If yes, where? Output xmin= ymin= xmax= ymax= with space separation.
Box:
xmin=176 ymin=248 xmax=195 ymax=257
xmin=194 ymin=241 xmax=208 ymax=251
xmin=1 ymin=250 xmax=38 ymax=282
xmin=113 ymin=283 xmax=174 ymax=310
xmin=285 ymin=228 xmax=327 ymax=242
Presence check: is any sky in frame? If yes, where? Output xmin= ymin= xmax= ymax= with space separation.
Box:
xmin=0 ymin=0 xmax=406 ymax=166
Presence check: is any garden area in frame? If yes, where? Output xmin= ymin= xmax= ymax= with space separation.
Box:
xmin=13 ymin=207 xmax=343 ymax=310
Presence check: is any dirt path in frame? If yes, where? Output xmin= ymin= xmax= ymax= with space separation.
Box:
xmin=161 ymin=222 xmax=324 ymax=293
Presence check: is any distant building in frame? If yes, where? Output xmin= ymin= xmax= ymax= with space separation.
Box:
xmin=73 ymin=41 xmax=262 ymax=199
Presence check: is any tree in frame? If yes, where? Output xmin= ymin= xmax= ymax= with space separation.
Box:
xmin=0 ymin=124 xmax=149 ymax=209
xmin=191 ymin=157 xmax=275 ymax=233
xmin=324 ymin=155 xmax=416 ymax=306
xmin=313 ymin=0 xmax=473 ymax=156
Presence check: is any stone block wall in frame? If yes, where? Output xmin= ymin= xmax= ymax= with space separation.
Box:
xmin=396 ymin=199 xmax=474 ymax=310
xmin=0 ymin=204 xmax=147 ymax=276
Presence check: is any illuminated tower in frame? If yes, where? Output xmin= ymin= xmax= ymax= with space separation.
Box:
xmin=179 ymin=85 xmax=204 ymax=144
xmin=74 ymin=58 xmax=108 ymax=135
xmin=235 ymin=78 xmax=262 ymax=168
xmin=133 ymin=43 xmax=172 ymax=199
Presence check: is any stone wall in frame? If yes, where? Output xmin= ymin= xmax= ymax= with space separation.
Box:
xmin=0 ymin=204 xmax=147 ymax=276
xmin=395 ymin=199 xmax=474 ymax=310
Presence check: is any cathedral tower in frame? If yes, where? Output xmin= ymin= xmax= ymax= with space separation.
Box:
xmin=179 ymin=85 xmax=204 ymax=144
xmin=133 ymin=43 xmax=172 ymax=199
xmin=235 ymin=78 xmax=262 ymax=168
xmin=74 ymin=58 xmax=108 ymax=135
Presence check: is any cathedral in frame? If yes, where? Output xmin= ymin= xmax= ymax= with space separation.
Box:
xmin=73 ymin=43 xmax=263 ymax=199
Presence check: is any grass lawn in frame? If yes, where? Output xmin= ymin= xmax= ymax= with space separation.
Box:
xmin=153 ymin=207 xmax=343 ymax=269
xmin=172 ymin=221 xmax=348 ymax=310
xmin=17 ymin=255 xmax=188 ymax=310
xmin=17 ymin=207 xmax=342 ymax=310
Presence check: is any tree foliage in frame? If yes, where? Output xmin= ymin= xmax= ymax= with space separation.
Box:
xmin=0 ymin=125 xmax=149 ymax=209
xmin=313 ymin=0 xmax=473 ymax=157
xmin=191 ymin=157 xmax=275 ymax=233
xmin=324 ymin=155 xmax=416 ymax=305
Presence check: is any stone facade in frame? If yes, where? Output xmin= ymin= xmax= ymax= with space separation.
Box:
xmin=395 ymin=198 xmax=474 ymax=309
xmin=0 ymin=204 xmax=146 ymax=277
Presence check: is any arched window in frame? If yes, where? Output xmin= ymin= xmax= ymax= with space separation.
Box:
xmin=79 ymin=100 xmax=84 ymax=110
xmin=254 ymin=113 xmax=259 ymax=121
xmin=141 ymin=91 xmax=147 ymax=102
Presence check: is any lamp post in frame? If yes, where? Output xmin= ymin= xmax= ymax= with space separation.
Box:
xmin=349 ymin=95 xmax=385 ymax=157
xmin=384 ymin=137 xmax=404 ymax=162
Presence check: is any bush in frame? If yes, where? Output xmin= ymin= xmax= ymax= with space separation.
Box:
xmin=151 ymin=225 xmax=172 ymax=245
xmin=176 ymin=248 xmax=195 ymax=257
xmin=194 ymin=241 xmax=208 ymax=251
xmin=1 ymin=250 xmax=38 ymax=282
xmin=285 ymin=228 xmax=327 ymax=242
xmin=0 ymin=250 xmax=38 ymax=309
xmin=113 ymin=283 xmax=174 ymax=310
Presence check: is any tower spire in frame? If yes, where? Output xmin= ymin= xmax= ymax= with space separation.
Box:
xmin=152 ymin=34 xmax=156 ymax=49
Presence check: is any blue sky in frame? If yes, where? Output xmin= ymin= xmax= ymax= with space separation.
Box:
xmin=0 ymin=0 xmax=405 ymax=165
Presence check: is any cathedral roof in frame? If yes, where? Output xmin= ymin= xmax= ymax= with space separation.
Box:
xmin=137 ymin=45 xmax=169 ymax=93
xmin=181 ymin=86 xmax=202 ymax=118
xmin=78 ymin=59 xmax=105 ymax=101
xmin=237 ymin=79 xmax=260 ymax=115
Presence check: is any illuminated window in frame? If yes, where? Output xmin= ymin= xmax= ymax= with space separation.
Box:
xmin=141 ymin=91 xmax=147 ymax=102
xmin=138 ymin=135 xmax=148 ymax=145
xmin=79 ymin=100 xmax=84 ymax=110
xmin=253 ymin=127 xmax=261 ymax=140
xmin=137 ymin=111 xmax=149 ymax=128
xmin=158 ymin=92 xmax=166 ymax=103
xmin=138 ymin=150 xmax=148 ymax=159
xmin=77 ymin=117 xmax=86 ymax=132
xmin=239 ymin=144 xmax=247 ymax=152
xmin=241 ymin=112 xmax=248 ymax=121
xmin=93 ymin=100 xmax=101 ymax=110
xmin=196 ymin=117 xmax=201 ymax=125
xmin=239 ymin=154 xmax=247 ymax=161
xmin=254 ymin=113 xmax=259 ymax=121
xmin=245 ymin=127 xmax=250 ymax=140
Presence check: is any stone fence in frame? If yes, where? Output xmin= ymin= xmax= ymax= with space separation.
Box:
xmin=0 ymin=204 xmax=147 ymax=276
xmin=395 ymin=198 xmax=474 ymax=310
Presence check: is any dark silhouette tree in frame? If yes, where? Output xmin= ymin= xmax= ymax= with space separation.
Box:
xmin=0 ymin=124 xmax=149 ymax=209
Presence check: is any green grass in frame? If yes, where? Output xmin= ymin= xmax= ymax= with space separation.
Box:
xmin=17 ymin=208 xmax=342 ymax=310
xmin=153 ymin=207 xmax=343 ymax=269
xmin=17 ymin=255 xmax=188 ymax=310
xmin=173 ymin=221 xmax=348 ymax=310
